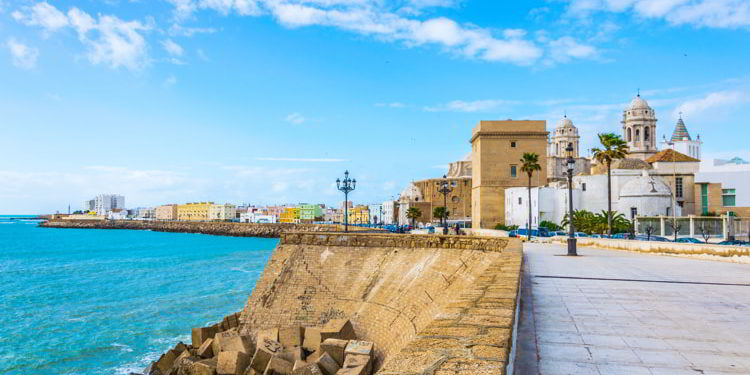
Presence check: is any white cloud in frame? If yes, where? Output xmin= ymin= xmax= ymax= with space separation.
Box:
xmin=168 ymin=23 xmax=218 ymax=36
xmin=673 ymin=91 xmax=748 ymax=119
xmin=424 ymin=99 xmax=519 ymax=112
xmin=545 ymin=36 xmax=598 ymax=64
xmin=164 ymin=75 xmax=178 ymax=87
xmin=285 ymin=112 xmax=305 ymax=124
xmin=13 ymin=3 xmax=150 ymax=70
xmin=375 ymin=102 xmax=406 ymax=108
xmin=6 ymin=38 xmax=39 ymax=69
xmin=565 ymin=0 xmax=750 ymax=29
xmin=162 ymin=39 xmax=184 ymax=56
xmin=255 ymin=157 xmax=346 ymax=162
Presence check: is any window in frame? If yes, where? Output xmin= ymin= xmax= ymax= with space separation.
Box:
xmin=511 ymin=141 xmax=517 ymax=148
xmin=635 ymin=129 xmax=640 ymax=142
xmin=645 ymin=126 xmax=650 ymax=141
xmin=451 ymin=181 xmax=457 ymax=187
xmin=627 ymin=128 xmax=632 ymax=142
xmin=630 ymin=207 xmax=637 ymax=219
xmin=701 ymin=184 xmax=709 ymax=215
xmin=723 ymin=189 xmax=736 ymax=207
xmin=510 ymin=165 xmax=517 ymax=178
xmin=582 ymin=183 xmax=586 ymax=191
xmin=675 ymin=177 xmax=683 ymax=198
xmin=518 ymin=197 xmax=522 ymax=205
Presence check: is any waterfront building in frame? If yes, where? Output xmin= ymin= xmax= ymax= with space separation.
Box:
xmin=368 ymin=204 xmax=383 ymax=224
xmin=137 ymin=207 xmax=155 ymax=219
xmin=239 ymin=212 xmax=277 ymax=223
xmin=695 ymin=158 xmax=750 ymax=217
xmin=622 ymin=94 xmax=659 ymax=161
xmin=547 ymin=116 xmax=591 ymax=182
xmin=323 ymin=207 xmax=338 ymax=223
xmin=299 ymin=204 xmax=324 ymax=223
xmin=471 ymin=120 xmax=549 ymax=229
xmin=108 ymin=208 xmax=128 ymax=220
xmin=645 ymin=149 xmax=700 ymax=216
xmin=177 ymin=202 xmax=213 ymax=221
xmin=661 ymin=115 xmax=702 ymax=160
xmin=86 ymin=194 xmax=125 ymax=216
xmin=279 ymin=207 xmax=301 ymax=223
xmin=381 ymin=200 xmax=397 ymax=225
xmin=348 ymin=205 xmax=370 ymax=225
xmin=82 ymin=199 xmax=95 ymax=212
xmin=154 ymin=204 xmax=178 ymax=220
xmin=208 ymin=203 xmax=236 ymax=221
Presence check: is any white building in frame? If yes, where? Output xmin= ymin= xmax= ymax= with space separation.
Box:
xmin=382 ymin=200 xmax=397 ymax=225
xmin=368 ymin=204 xmax=383 ymax=224
xmin=90 ymin=194 xmax=125 ymax=216
xmin=108 ymin=209 xmax=128 ymax=220
xmin=398 ymin=183 xmax=423 ymax=226
xmin=239 ymin=212 xmax=277 ymax=223
xmin=661 ymin=116 xmax=702 ymax=160
xmin=137 ymin=207 xmax=155 ymax=219
xmin=209 ymin=203 xmax=237 ymax=221
xmin=82 ymin=199 xmax=95 ymax=212
xmin=697 ymin=158 xmax=750 ymax=212
xmin=505 ymin=187 xmax=582 ymax=229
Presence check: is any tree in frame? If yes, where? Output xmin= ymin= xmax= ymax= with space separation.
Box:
xmin=520 ymin=152 xmax=542 ymax=240
xmin=592 ymin=133 xmax=629 ymax=236
xmin=433 ymin=207 xmax=449 ymax=226
xmin=494 ymin=224 xmax=519 ymax=231
xmin=700 ymin=223 xmax=711 ymax=243
xmin=669 ymin=220 xmax=682 ymax=241
xmin=406 ymin=207 xmax=422 ymax=229
xmin=539 ymin=220 xmax=562 ymax=232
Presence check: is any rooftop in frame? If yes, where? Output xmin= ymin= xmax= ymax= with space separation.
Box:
xmin=646 ymin=148 xmax=700 ymax=163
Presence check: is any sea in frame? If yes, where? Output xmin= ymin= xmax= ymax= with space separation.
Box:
xmin=0 ymin=215 xmax=278 ymax=375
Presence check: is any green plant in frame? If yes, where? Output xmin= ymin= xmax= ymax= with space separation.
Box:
xmin=494 ymin=224 xmax=519 ymax=231
xmin=539 ymin=220 xmax=562 ymax=231
xmin=592 ymin=133 xmax=629 ymax=235
xmin=406 ymin=207 xmax=422 ymax=228
xmin=521 ymin=152 xmax=542 ymax=240
xmin=433 ymin=206 xmax=449 ymax=222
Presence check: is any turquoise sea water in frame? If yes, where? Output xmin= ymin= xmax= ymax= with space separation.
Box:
xmin=0 ymin=216 xmax=277 ymax=375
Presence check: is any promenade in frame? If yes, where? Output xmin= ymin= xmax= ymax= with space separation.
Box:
xmin=514 ymin=242 xmax=750 ymax=375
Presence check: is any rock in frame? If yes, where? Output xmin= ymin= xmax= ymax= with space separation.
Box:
xmin=241 ymin=368 xmax=262 ymax=375
xmin=217 ymin=351 xmax=250 ymax=375
xmin=343 ymin=341 xmax=372 ymax=358
xmin=250 ymin=338 xmax=283 ymax=373
xmin=198 ymin=338 xmax=215 ymax=359
xmin=291 ymin=363 xmax=323 ymax=375
xmin=257 ymin=328 xmax=279 ymax=344
xmin=156 ymin=349 xmax=179 ymax=374
xmin=279 ymin=347 xmax=304 ymax=363
xmin=193 ymin=326 xmax=218 ymax=347
xmin=334 ymin=365 xmax=366 ymax=375
xmin=175 ymin=342 xmax=189 ymax=355
xmin=193 ymin=358 xmax=218 ymax=375
xmin=319 ymin=339 xmax=347 ymax=367
xmin=279 ymin=326 xmax=304 ymax=348
xmin=292 ymin=361 xmax=307 ymax=372
xmin=175 ymin=356 xmax=201 ymax=375
xmin=306 ymin=351 xmax=320 ymax=363
xmin=319 ymin=320 xmax=355 ymax=342
xmin=213 ymin=330 xmax=242 ymax=354
xmin=262 ymin=356 xmax=293 ymax=375
xmin=227 ymin=314 xmax=239 ymax=329
xmin=314 ymin=353 xmax=340 ymax=375
xmin=342 ymin=355 xmax=370 ymax=375
xmin=302 ymin=328 xmax=321 ymax=352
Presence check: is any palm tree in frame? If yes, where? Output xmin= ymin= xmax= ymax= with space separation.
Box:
xmin=520 ymin=152 xmax=542 ymax=240
xmin=433 ymin=206 xmax=449 ymax=227
xmin=591 ymin=133 xmax=629 ymax=236
xmin=406 ymin=207 xmax=422 ymax=229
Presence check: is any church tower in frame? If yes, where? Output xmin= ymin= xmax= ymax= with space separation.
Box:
xmin=621 ymin=94 xmax=658 ymax=160
xmin=549 ymin=115 xmax=580 ymax=157
xmin=661 ymin=114 xmax=702 ymax=160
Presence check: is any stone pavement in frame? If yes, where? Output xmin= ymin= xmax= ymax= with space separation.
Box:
xmin=514 ymin=242 xmax=750 ymax=375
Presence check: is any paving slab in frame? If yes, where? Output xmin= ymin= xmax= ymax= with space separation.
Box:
xmin=515 ymin=242 xmax=750 ymax=375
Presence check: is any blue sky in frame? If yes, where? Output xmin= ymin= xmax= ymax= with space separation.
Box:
xmin=1 ymin=0 xmax=750 ymax=214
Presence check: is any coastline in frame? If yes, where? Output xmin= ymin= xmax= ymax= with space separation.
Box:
xmin=39 ymin=220 xmax=378 ymax=238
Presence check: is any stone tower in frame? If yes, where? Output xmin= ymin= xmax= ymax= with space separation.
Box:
xmin=549 ymin=115 xmax=580 ymax=157
xmin=661 ymin=115 xmax=702 ymax=160
xmin=621 ymin=94 xmax=658 ymax=160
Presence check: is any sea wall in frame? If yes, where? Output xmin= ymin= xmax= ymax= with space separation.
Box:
xmin=238 ymin=232 xmax=523 ymax=374
xmin=555 ymin=237 xmax=750 ymax=263
xmin=39 ymin=220 xmax=375 ymax=238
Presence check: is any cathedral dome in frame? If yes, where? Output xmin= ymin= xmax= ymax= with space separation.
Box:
xmin=628 ymin=95 xmax=651 ymax=110
xmin=620 ymin=171 xmax=671 ymax=197
xmin=557 ymin=116 xmax=574 ymax=128
xmin=399 ymin=183 xmax=423 ymax=202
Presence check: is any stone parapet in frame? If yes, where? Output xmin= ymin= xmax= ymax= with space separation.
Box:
xmin=556 ymin=237 xmax=750 ymax=263
xmin=39 ymin=220 xmax=377 ymax=238
xmin=280 ymin=232 xmax=509 ymax=252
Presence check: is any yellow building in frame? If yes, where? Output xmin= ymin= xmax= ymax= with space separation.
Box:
xmin=348 ymin=205 xmax=370 ymax=225
xmin=177 ymin=202 xmax=214 ymax=221
xmin=279 ymin=207 xmax=301 ymax=223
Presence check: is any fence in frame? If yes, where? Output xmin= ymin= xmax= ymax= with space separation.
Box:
xmin=635 ymin=215 xmax=731 ymax=239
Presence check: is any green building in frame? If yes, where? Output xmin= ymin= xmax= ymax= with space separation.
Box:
xmin=299 ymin=204 xmax=324 ymax=222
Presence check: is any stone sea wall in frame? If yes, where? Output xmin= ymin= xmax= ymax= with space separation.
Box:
xmin=556 ymin=237 xmax=750 ymax=263
xmin=39 ymin=220 xmax=376 ymax=238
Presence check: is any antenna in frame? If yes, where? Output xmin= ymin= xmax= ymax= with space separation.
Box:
xmin=637 ymin=88 xmax=640 ymax=97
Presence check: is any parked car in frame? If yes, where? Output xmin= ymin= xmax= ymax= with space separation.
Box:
xmin=718 ymin=240 xmax=750 ymax=246
xmin=634 ymin=235 xmax=671 ymax=242
xmin=612 ymin=233 xmax=630 ymax=239
xmin=574 ymin=232 xmax=589 ymax=238
xmin=676 ymin=237 xmax=702 ymax=244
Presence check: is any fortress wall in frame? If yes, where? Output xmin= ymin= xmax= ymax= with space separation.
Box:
xmin=239 ymin=232 xmax=522 ymax=374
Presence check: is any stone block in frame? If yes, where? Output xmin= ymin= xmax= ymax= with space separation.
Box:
xmin=302 ymin=328 xmax=321 ymax=352
xmin=227 ymin=314 xmax=239 ymax=329
xmin=223 ymin=336 xmax=255 ymax=354
xmin=217 ymin=351 xmax=250 ymax=375
xmin=343 ymin=341 xmax=373 ymax=358
xmin=250 ymin=338 xmax=283 ymax=372
xmin=213 ymin=330 xmax=243 ymax=354
xmin=156 ymin=349 xmax=178 ymax=374
xmin=319 ymin=320 xmax=356 ymax=342
xmin=193 ymin=326 xmax=218 ymax=347
xmin=314 ymin=353 xmax=340 ymax=375
xmin=319 ymin=339 xmax=347 ymax=367
xmin=334 ymin=365 xmax=366 ymax=375
xmin=292 ymin=361 xmax=307 ymax=372
xmin=291 ymin=363 xmax=323 ymax=375
xmin=257 ymin=328 xmax=279 ymax=344
xmin=262 ymin=357 xmax=293 ymax=375
xmin=175 ymin=342 xmax=189 ymax=354
xmin=198 ymin=338 xmax=215 ymax=359
xmin=306 ymin=351 xmax=320 ymax=363
xmin=279 ymin=326 xmax=304 ymax=348
xmin=279 ymin=347 xmax=304 ymax=363
xmin=192 ymin=358 xmax=218 ymax=375
xmin=342 ymin=355 xmax=370 ymax=375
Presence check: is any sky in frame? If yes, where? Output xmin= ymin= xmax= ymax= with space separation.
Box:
xmin=1 ymin=0 xmax=750 ymax=214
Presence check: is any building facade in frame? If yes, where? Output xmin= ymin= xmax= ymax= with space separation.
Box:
xmin=177 ymin=202 xmax=213 ymax=221
xmin=208 ymin=203 xmax=236 ymax=221
xmin=299 ymin=204 xmax=324 ymax=223
xmin=471 ymin=120 xmax=549 ymax=229
xmin=547 ymin=116 xmax=591 ymax=182
xmin=154 ymin=204 xmax=178 ymax=220
xmin=88 ymin=194 xmax=125 ymax=216
xmin=622 ymin=94 xmax=659 ymax=160
xmin=279 ymin=207 xmax=300 ymax=223
xmin=368 ymin=204 xmax=383 ymax=224
xmin=381 ymin=200 xmax=397 ymax=225
xmin=348 ymin=205 xmax=370 ymax=225
xmin=240 ymin=212 xmax=277 ymax=223
xmin=695 ymin=159 xmax=750 ymax=217
xmin=412 ymin=176 xmax=472 ymax=224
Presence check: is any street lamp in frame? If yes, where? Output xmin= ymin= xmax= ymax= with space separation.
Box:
xmin=566 ymin=144 xmax=578 ymax=256
xmin=379 ymin=204 xmax=383 ymax=228
xmin=438 ymin=174 xmax=453 ymax=235
xmin=336 ymin=171 xmax=356 ymax=232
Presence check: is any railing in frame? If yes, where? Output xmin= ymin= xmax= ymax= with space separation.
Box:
xmin=635 ymin=215 xmax=749 ymax=240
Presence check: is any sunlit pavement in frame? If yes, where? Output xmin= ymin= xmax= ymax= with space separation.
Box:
xmin=514 ymin=242 xmax=750 ymax=375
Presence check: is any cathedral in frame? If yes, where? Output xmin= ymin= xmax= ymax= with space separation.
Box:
xmin=547 ymin=115 xmax=591 ymax=182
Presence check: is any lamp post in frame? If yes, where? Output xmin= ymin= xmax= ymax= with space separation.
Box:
xmin=566 ymin=144 xmax=578 ymax=256
xmin=336 ymin=170 xmax=356 ymax=232
xmin=437 ymin=175 xmax=453 ymax=235
xmin=379 ymin=205 xmax=383 ymax=228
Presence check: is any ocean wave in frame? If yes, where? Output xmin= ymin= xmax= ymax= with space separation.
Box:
xmin=112 ymin=343 xmax=133 ymax=353
xmin=230 ymin=266 xmax=254 ymax=274
xmin=112 ymin=350 xmax=161 ymax=375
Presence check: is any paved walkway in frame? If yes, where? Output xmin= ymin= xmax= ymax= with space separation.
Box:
xmin=514 ymin=242 xmax=750 ymax=375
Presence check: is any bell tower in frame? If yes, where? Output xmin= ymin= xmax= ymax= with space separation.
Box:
xmin=621 ymin=93 xmax=658 ymax=160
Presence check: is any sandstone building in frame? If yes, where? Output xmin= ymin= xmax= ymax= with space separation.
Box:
xmin=622 ymin=94 xmax=659 ymax=160
xmin=547 ymin=116 xmax=591 ymax=182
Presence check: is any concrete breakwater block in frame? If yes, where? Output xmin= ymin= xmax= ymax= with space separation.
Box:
xmin=151 ymin=316 xmax=375 ymax=375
